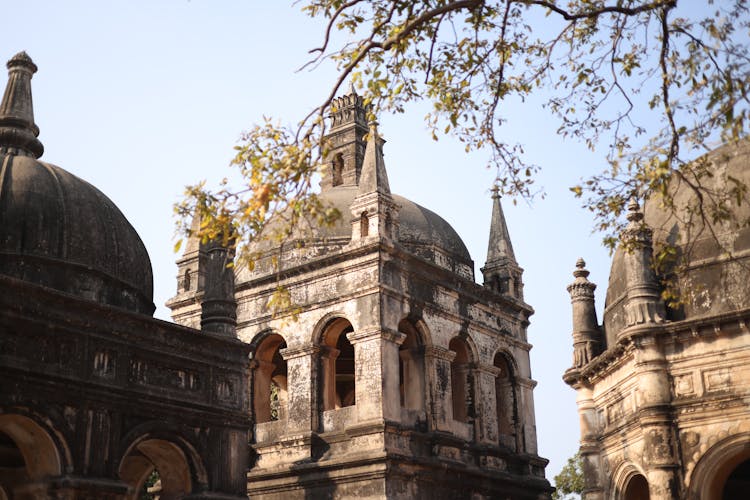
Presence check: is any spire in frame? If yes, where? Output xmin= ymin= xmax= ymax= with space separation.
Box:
xmin=481 ymin=187 xmax=522 ymax=298
xmin=621 ymin=198 xmax=666 ymax=327
xmin=485 ymin=187 xmax=516 ymax=264
xmin=357 ymin=121 xmax=390 ymax=196
xmin=567 ymin=258 xmax=603 ymax=368
xmin=0 ymin=52 xmax=43 ymax=158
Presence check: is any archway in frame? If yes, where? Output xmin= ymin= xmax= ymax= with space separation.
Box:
xmin=493 ymin=352 xmax=518 ymax=450
xmin=320 ymin=318 xmax=355 ymax=410
xmin=252 ymin=333 xmax=288 ymax=423
xmin=398 ymin=319 xmax=425 ymax=412
xmin=0 ymin=414 xmax=62 ymax=496
xmin=623 ymin=473 xmax=650 ymax=500
xmin=448 ymin=337 xmax=472 ymax=423
xmin=119 ymin=438 xmax=193 ymax=500
xmin=689 ymin=433 xmax=750 ymax=499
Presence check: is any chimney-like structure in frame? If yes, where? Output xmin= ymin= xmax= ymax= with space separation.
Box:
xmin=0 ymin=51 xmax=43 ymax=158
xmin=322 ymin=86 xmax=369 ymax=190
xmin=200 ymin=237 xmax=237 ymax=337
xmin=622 ymin=198 xmax=666 ymax=327
xmin=349 ymin=121 xmax=399 ymax=242
xmin=481 ymin=188 xmax=523 ymax=299
xmin=567 ymin=258 xmax=603 ymax=368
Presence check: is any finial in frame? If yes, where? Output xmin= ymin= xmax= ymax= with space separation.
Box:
xmin=490 ymin=185 xmax=501 ymax=199
xmin=0 ymin=51 xmax=43 ymax=158
xmin=626 ymin=197 xmax=643 ymax=223
xmin=572 ymin=258 xmax=590 ymax=279
xmin=349 ymin=81 xmax=357 ymax=96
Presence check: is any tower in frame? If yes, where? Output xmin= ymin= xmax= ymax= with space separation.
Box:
xmin=169 ymin=88 xmax=552 ymax=499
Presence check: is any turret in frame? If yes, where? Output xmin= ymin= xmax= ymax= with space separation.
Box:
xmin=481 ymin=188 xmax=523 ymax=299
xmin=349 ymin=120 xmax=400 ymax=242
xmin=567 ymin=258 xmax=603 ymax=368
xmin=200 ymin=236 xmax=237 ymax=337
xmin=621 ymin=198 xmax=666 ymax=327
xmin=322 ymin=86 xmax=369 ymax=190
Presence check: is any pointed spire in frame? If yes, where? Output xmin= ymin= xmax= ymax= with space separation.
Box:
xmin=485 ymin=187 xmax=516 ymax=265
xmin=482 ymin=187 xmax=523 ymax=298
xmin=357 ymin=120 xmax=390 ymax=196
xmin=567 ymin=258 xmax=603 ymax=368
xmin=0 ymin=52 xmax=43 ymax=158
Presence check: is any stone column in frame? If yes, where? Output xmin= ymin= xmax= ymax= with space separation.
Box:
xmin=474 ymin=364 xmax=500 ymax=444
xmin=280 ymin=345 xmax=319 ymax=433
xmin=576 ymin=384 xmax=604 ymax=500
xmin=399 ymin=346 xmax=426 ymax=412
xmin=424 ymin=346 xmax=456 ymax=432
xmin=347 ymin=328 xmax=405 ymax=423
xmin=318 ymin=345 xmax=340 ymax=411
xmin=635 ymin=337 xmax=678 ymax=500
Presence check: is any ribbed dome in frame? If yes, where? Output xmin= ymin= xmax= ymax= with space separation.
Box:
xmin=0 ymin=52 xmax=154 ymax=315
xmin=603 ymin=140 xmax=750 ymax=338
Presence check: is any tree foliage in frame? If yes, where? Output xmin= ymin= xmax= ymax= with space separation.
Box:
xmin=176 ymin=1 xmax=750 ymax=293
xmin=552 ymin=452 xmax=585 ymax=500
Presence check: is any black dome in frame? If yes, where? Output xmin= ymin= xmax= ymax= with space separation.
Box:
xmin=0 ymin=52 xmax=154 ymax=314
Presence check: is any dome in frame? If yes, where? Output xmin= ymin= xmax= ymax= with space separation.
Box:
xmin=603 ymin=140 xmax=750 ymax=340
xmin=0 ymin=52 xmax=154 ymax=314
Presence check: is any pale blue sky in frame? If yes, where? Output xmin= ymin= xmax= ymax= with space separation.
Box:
xmin=4 ymin=1 xmax=615 ymax=482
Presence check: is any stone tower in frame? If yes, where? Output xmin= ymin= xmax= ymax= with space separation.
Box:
xmin=169 ymin=88 xmax=552 ymax=499
xmin=564 ymin=142 xmax=750 ymax=499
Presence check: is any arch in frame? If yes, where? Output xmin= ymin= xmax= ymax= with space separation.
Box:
xmin=0 ymin=413 xmax=63 ymax=490
xmin=493 ymin=350 xmax=519 ymax=450
xmin=398 ymin=318 xmax=426 ymax=411
xmin=118 ymin=429 xmax=207 ymax=500
xmin=448 ymin=336 xmax=474 ymax=423
xmin=611 ymin=462 xmax=649 ymax=500
xmin=251 ymin=332 xmax=288 ymax=423
xmin=688 ymin=432 xmax=750 ymax=500
xmin=360 ymin=212 xmax=369 ymax=237
xmin=318 ymin=317 xmax=356 ymax=410
xmin=332 ymin=153 xmax=344 ymax=186
xmin=183 ymin=268 xmax=192 ymax=292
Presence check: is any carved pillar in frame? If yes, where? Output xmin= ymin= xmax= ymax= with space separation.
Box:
xmin=474 ymin=365 xmax=500 ymax=444
xmin=424 ymin=346 xmax=456 ymax=432
xmin=347 ymin=328 xmax=405 ymax=423
xmin=635 ymin=338 xmax=678 ymax=500
xmin=280 ymin=345 xmax=319 ymax=433
xmin=567 ymin=258 xmax=603 ymax=368
xmin=575 ymin=384 xmax=604 ymax=500
xmin=200 ymin=239 xmax=237 ymax=337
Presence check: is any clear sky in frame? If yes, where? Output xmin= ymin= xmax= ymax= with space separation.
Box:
xmin=4 ymin=1 xmax=614 ymax=482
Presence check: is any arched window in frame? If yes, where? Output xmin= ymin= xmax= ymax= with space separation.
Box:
xmin=320 ymin=318 xmax=355 ymax=410
xmin=332 ymin=153 xmax=344 ymax=186
xmin=183 ymin=268 xmax=191 ymax=292
xmin=723 ymin=458 xmax=750 ymax=499
xmin=448 ymin=337 xmax=472 ymax=423
xmin=253 ymin=334 xmax=288 ymax=423
xmin=493 ymin=352 xmax=518 ymax=450
xmin=360 ymin=212 xmax=369 ymax=237
xmin=398 ymin=319 xmax=425 ymax=412
xmin=623 ymin=473 xmax=649 ymax=500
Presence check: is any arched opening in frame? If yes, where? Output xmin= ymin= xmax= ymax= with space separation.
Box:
xmin=623 ymin=473 xmax=650 ymax=500
xmin=398 ymin=319 xmax=425 ymax=412
xmin=320 ymin=318 xmax=355 ymax=410
xmin=493 ymin=352 xmax=518 ymax=450
xmin=0 ymin=414 xmax=62 ymax=496
xmin=183 ymin=268 xmax=192 ymax=292
xmin=360 ymin=212 xmax=369 ymax=237
xmin=332 ymin=153 xmax=344 ymax=186
xmin=119 ymin=438 xmax=193 ymax=500
xmin=448 ymin=337 xmax=473 ymax=423
xmin=723 ymin=458 xmax=750 ymax=499
xmin=252 ymin=333 xmax=288 ymax=424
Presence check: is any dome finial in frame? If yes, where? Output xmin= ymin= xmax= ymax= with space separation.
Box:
xmin=0 ymin=51 xmax=43 ymax=158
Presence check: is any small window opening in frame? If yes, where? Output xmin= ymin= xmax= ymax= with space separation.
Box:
xmin=360 ymin=212 xmax=369 ymax=237
xmin=332 ymin=153 xmax=344 ymax=186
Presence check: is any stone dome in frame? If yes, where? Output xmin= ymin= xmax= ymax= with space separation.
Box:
xmin=0 ymin=52 xmax=154 ymax=315
xmin=603 ymin=139 xmax=750 ymax=341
